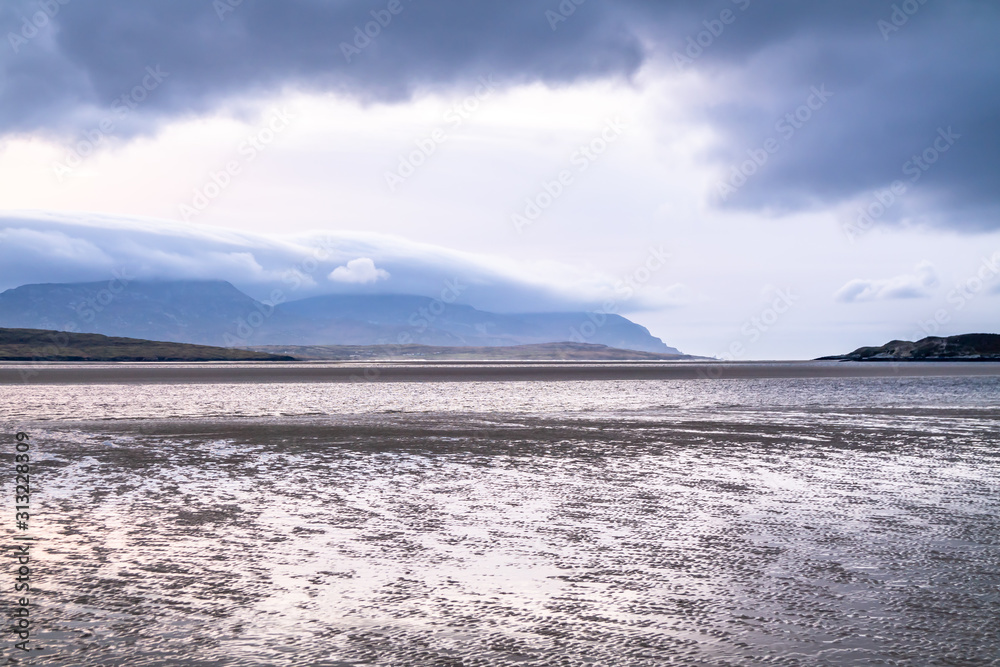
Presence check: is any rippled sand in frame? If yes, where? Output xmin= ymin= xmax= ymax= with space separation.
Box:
xmin=9 ymin=400 xmax=1000 ymax=666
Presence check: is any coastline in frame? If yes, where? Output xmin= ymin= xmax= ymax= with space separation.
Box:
xmin=3 ymin=360 xmax=1000 ymax=384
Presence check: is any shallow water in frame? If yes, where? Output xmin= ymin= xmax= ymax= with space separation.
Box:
xmin=1 ymin=373 xmax=998 ymax=665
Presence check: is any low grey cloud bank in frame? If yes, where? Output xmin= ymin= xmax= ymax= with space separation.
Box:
xmin=0 ymin=211 xmax=632 ymax=313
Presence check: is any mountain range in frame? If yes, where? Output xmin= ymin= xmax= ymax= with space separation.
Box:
xmin=0 ymin=280 xmax=678 ymax=354
xmin=247 ymin=342 xmax=698 ymax=361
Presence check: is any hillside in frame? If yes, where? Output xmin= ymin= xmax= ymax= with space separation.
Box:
xmin=0 ymin=328 xmax=295 ymax=362
xmin=820 ymin=334 xmax=1000 ymax=361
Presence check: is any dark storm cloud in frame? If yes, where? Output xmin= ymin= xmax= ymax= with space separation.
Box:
xmin=0 ymin=0 xmax=644 ymax=136
xmin=1 ymin=0 xmax=997 ymax=229
xmin=678 ymin=1 xmax=1000 ymax=232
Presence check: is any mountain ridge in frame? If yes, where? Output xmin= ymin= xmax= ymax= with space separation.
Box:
xmin=247 ymin=342 xmax=704 ymax=361
xmin=0 ymin=280 xmax=679 ymax=354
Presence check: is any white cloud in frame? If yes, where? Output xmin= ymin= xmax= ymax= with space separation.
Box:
xmin=834 ymin=261 xmax=939 ymax=303
xmin=329 ymin=258 xmax=390 ymax=284
xmin=0 ymin=227 xmax=113 ymax=264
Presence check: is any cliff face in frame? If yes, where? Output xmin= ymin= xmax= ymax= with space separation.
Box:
xmin=823 ymin=334 xmax=1000 ymax=361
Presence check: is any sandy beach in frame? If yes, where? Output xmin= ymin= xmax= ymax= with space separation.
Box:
xmin=3 ymin=367 xmax=998 ymax=664
xmin=8 ymin=399 xmax=999 ymax=666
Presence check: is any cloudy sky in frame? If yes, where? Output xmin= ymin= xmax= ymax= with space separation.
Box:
xmin=1 ymin=0 xmax=998 ymax=358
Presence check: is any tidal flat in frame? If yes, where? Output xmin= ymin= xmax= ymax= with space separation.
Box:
xmin=1 ymin=366 xmax=998 ymax=665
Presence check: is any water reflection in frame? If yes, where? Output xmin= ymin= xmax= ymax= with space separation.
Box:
xmin=5 ymin=389 xmax=998 ymax=665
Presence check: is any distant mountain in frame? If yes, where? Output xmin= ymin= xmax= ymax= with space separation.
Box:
xmin=0 ymin=281 xmax=679 ymax=354
xmin=273 ymin=294 xmax=679 ymax=353
xmin=0 ymin=327 xmax=293 ymax=362
xmin=248 ymin=342 xmax=701 ymax=361
xmin=821 ymin=334 xmax=1000 ymax=361
xmin=0 ymin=280 xmax=263 ymax=344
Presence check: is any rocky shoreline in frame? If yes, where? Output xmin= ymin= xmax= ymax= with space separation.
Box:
xmin=820 ymin=333 xmax=1000 ymax=361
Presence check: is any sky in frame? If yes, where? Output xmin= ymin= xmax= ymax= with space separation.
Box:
xmin=0 ymin=0 xmax=998 ymax=359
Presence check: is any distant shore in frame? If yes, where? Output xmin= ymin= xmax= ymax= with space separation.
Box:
xmin=3 ymin=360 xmax=999 ymax=385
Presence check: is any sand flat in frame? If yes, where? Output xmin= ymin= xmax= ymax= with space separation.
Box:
xmin=12 ymin=404 xmax=1000 ymax=666
xmin=3 ymin=359 xmax=1000 ymax=385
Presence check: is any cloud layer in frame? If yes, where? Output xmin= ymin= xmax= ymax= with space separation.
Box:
xmin=2 ymin=1 xmax=998 ymax=230
xmin=0 ymin=211 xmax=641 ymax=312
xmin=834 ymin=261 xmax=939 ymax=303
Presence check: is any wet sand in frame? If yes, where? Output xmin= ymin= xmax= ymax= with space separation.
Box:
xmin=10 ymin=410 xmax=1000 ymax=666
xmin=3 ymin=360 xmax=1000 ymax=385
xmin=4 ymin=373 xmax=998 ymax=665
